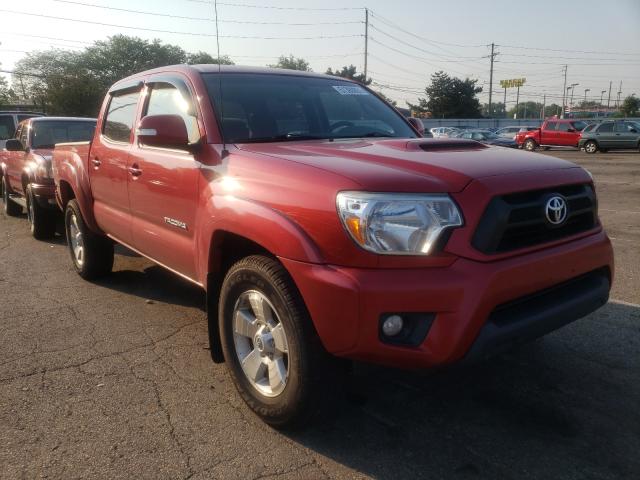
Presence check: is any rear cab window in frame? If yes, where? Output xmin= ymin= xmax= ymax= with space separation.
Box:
xmin=103 ymin=90 xmax=141 ymax=143
xmin=545 ymin=122 xmax=558 ymax=131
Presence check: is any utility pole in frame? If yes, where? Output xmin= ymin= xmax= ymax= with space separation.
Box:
xmin=488 ymin=43 xmax=496 ymax=117
xmin=584 ymin=88 xmax=590 ymax=104
xmin=607 ymin=80 xmax=612 ymax=109
xmin=515 ymin=85 xmax=520 ymax=119
xmin=561 ymin=65 xmax=568 ymax=118
xmin=600 ymin=90 xmax=606 ymax=110
xmin=541 ymin=94 xmax=546 ymax=119
xmin=363 ymin=8 xmax=369 ymax=80
xmin=503 ymin=87 xmax=507 ymax=118
xmin=616 ymin=80 xmax=623 ymax=109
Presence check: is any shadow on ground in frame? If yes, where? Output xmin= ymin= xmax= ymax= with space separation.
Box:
xmin=89 ymin=252 xmax=640 ymax=479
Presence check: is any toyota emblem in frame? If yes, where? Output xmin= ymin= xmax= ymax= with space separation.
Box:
xmin=545 ymin=196 xmax=568 ymax=225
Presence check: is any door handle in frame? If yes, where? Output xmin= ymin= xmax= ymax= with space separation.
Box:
xmin=91 ymin=158 xmax=101 ymax=167
xmin=128 ymin=165 xmax=142 ymax=177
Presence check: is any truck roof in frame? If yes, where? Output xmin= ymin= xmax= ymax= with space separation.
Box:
xmin=111 ymin=64 xmax=357 ymax=91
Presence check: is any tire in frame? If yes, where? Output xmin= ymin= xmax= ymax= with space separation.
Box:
xmin=584 ymin=140 xmax=598 ymax=154
xmin=2 ymin=176 xmax=22 ymax=217
xmin=219 ymin=255 xmax=341 ymax=429
xmin=524 ymin=139 xmax=538 ymax=151
xmin=26 ymin=184 xmax=56 ymax=239
xmin=64 ymin=199 xmax=113 ymax=280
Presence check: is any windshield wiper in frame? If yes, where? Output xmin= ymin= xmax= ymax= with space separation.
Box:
xmin=240 ymin=133 xmax=328 ymax=143
xmin=334 ymin=132 xmax=395 ymax=139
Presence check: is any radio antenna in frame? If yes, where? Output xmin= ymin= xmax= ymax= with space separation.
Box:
xmin=213 ymin=0 xmax=227 ymax=156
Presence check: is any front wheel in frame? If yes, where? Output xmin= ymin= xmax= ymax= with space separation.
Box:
xmin=584 ymin=140 xmax=598 ymax=154
xmin=26 ymin=184 xmax=56 ymax=239
xmin=524 ymin=139 xmax=538 ymax=151
xmin=219 ymin=255 xmax=341 ymax=429
xmin=64 ymin=199 xmax=113 ymax=280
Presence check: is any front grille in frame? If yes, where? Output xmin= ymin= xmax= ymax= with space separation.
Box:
xmin=472 ymin=184 xmax=598 ymax=254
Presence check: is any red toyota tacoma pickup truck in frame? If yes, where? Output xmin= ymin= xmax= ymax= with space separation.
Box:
xmin=1 ymin=116 xmax=96 ymax=238
xmin=516 ymin=119 xmax=588 ymax=151
xmin=52 ymin=65 xmax=613 ymax=428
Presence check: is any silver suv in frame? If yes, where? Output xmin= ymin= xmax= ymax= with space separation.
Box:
xmin=0 ymin=112 xmax=45 ymax=149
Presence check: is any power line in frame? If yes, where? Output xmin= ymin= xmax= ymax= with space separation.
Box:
xmin=368 ymin=10 xmax=487 ymax=49
xmin=188 ymin=0 xmax=363 ymax=11
xmin=51 ymin=0 xmax=363 ymax=25
xmin=0 ymin=32 xmax=92 ymax=45
xmin=498 ymin=44 xmax=640 ymax=57
xmin=0 ymin=9 xmax=362 ymax=39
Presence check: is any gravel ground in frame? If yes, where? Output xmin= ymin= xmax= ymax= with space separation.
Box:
xmin=1 ymin=149 xmax=638 ymax=479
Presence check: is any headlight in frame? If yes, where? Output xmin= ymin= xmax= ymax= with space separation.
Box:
xmin=336 ymin=192 xmax=463 ymax=255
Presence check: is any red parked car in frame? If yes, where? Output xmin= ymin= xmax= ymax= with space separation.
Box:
xmin=516 ymin=119 xmax=588 ymax=151
xmin=1 ymin=117 xmax=96 ymax=238
xmin=51 ymin=65 xmax=613 ymax=428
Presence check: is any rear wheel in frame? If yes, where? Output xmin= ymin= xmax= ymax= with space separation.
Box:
xmin=64 ymin=199 xmax=113 ymax=280
xmin=219 ymin=255 xmax=342 ymax=429
xmin=524 ymin=139 xmax=538 ymax=151
xmin=26 ymin=184 xmax=56 ymax=239
xmin=2 ymin=177 xmax=22 ymax=216
xmin=584 ymin=140 xmax=598 ymax=154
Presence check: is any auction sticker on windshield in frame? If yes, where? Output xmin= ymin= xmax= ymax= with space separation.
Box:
xmin=332 ymin=85 xmax=369 ymax=95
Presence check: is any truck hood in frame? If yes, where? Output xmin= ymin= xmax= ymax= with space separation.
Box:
xmin=239 ymin=138 xmax=580 ymax=193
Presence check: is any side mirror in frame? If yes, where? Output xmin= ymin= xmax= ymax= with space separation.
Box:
xmin=407 ymin=117 xmax=425 ymax=136
xmin=5 ymin=139 xmax=24 ymax=151
xmin=136 ymin=114 xmax=192 ymax=151
xmin=629 ymin=128 xmax=638 ymax=133
xmin=566 ymin=128 xmax=575 ymax=133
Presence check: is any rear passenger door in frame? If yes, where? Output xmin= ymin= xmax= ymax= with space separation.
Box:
xmin=615 ymin=121 xmax=637 ymax=149
xmin=90 ymin=85 xmax=142 ymax=244
xmin=595 ymin=122 xmax=616 ymax=149
xmin=542 ymin=121 xmax=558 ymax=145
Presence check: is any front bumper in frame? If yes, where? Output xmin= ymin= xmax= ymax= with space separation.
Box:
xmin=281 ymin=230 xmax=614 ymax=369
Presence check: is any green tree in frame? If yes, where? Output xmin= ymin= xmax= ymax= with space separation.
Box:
xmin=269 ymin=55 xmax=311 ymax=71
xmin=507 ymin=101 xmax=544 ymax=119
xmin=325 ymin=65 xmax=371 ymax=85
xmin=407 ymin=71 xmax=482 ymax=118
xmin=12 ymin=35 xmax=228 ymax=116
xmin=186 ymin=52 xmax=234 ymax=65
xmin=482 ymin=102 xmax=506 ymax=117
xmin=620 ymin=95 xmax=639 ymax=117
xmin=0 ymin=74 xmax=17 ymax=106
xmin=544 ymin=104 xmax=562 ymax=117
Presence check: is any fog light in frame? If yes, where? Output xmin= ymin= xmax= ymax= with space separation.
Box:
xmin=382 ymin=315 xmax=403 ymax=336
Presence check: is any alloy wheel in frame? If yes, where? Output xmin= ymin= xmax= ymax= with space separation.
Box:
xmin=232 ymin=290 xmax=289 ymax=397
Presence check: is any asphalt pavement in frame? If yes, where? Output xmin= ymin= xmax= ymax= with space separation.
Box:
xmin=1 ymin=149 xmax=638 ymax=479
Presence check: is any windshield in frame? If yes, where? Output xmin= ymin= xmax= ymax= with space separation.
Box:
xmin=202 ymin=73 xmax=416 ymax=143
xmin=30 ymin=120 xmax=96 ymax=149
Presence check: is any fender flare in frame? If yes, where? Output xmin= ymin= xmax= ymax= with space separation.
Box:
xmin=196 ymin=194 xmax=324 ymax=286
xmin=56 ymin=155 xmax=101 ymax=233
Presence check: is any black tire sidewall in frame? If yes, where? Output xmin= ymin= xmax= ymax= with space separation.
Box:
xmin=219 ymin=259 xmax=313 ymax=426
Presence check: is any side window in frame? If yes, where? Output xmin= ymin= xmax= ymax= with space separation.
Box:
xmin=615 ymin=122 xmax=630 ymax=133
xmin=546 ymin=122 xmax=558 ymax=130
xmin=103 ymin=90 xmax=140 ymax=143
xmin=0 ymin=115 xmax=15 ymax=141
xmin=145 ymin=83 xmax=200 ymax=143
xmin=597 ymin=122 xmax=614 ymax=133
xmin=557 ymin=123 xmax=571 ymax=132
xmin=17 ymin=114 xmax=38 ymax=123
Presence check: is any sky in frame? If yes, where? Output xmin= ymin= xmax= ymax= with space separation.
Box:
xmin=1 ymin=0 xmax=639 ymax=109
